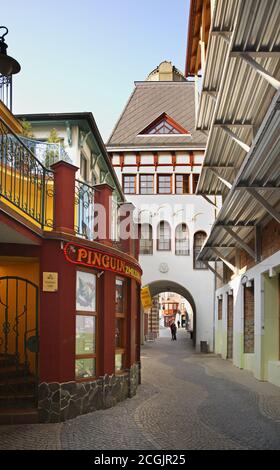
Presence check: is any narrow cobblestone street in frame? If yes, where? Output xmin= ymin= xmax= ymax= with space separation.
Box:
xmin=1 ymin=329 xmax=280 ymax=450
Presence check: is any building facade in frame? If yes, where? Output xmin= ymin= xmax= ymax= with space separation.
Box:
xmin=0 ymin=103 xmax=141 ymax=424
xmin=186 ymin=0 xmax=280 ymax=387
xmin=107 ymin=61 xmax=217 ymax=350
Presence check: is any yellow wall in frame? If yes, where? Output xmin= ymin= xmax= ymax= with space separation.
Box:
xmin=0 ymin=258 xmax=39 ymax=374
xmin=262 ymin=275 xmax=279 ymax=380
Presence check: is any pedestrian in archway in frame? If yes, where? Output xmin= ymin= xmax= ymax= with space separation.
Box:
xmin=170 ymin=319 xmax=177 ymax=341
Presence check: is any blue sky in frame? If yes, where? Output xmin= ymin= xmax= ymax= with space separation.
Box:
xmin=1 ymin=0 xmax=190 ymax=141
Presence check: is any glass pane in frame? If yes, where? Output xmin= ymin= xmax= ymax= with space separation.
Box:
xmin=116 ymin=279 xmax=126 ymax=313
xmin=75 ymin=358 xmax=95 ymax=379
xmin=76 ymin=315 xmax=95 ymax=354
xmin=115 ymin=353 xmax=123 ymax=372
xmin=115 ymin=318 xmax=124 ymax=348
xmin=76 ymin=271 xmax=96 ymax=312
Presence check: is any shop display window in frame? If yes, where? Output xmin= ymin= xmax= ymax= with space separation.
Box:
xmin=75 ymin=270 xmax=97 ymax=380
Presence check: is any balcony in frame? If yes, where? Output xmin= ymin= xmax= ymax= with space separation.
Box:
xmin=19 ymin=136 xmax=72 ymax=169
xmin=0 ymin=115 xmax=54 ymax=229
xmin=0 ymin=114 xmax=137 ymax=257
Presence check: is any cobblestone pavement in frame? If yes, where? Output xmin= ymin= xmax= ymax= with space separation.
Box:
xmin=1 ymin=328 xmax=280 ymax=450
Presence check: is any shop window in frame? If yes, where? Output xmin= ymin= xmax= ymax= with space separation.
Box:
xmin=139 ymin=224 xmax=153 ymax=254
xmin=175 ymin=174 xmax=190 ymax=194
xmin=75 ymin=270 xmax=97 ymax=379
xmin=175 ymin=223 xmax=190 ymax=255
xmin=123 ymin=174 xmax=136 ymax=194
xmin=157 ymin=175 xmax=172 ymax=194
xmin=193 ymin=231 xmax=207 ymax=269
xmin=157 ymin=221 xmax=171 ymax=251
xmin=115 ymin=277 xmax=127 ymax=372
xmin=140 ymin=174 xmax=154 ymax=194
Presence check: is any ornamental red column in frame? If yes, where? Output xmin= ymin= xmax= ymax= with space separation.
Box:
xmin=40 ymin=239 xmax=76 ymax=383
xmin=99 ymin=270 xmax=115 ymax=376
xmin=126 ymin=279 xmax=137 ymax=368
xmin=94 ymin=183 xmax=113 ymax=246
xmin=51 ymin=161 xmax=78 ymax=234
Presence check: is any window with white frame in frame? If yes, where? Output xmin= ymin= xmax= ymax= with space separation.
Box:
xmin=175 ymin=223 xmax=190 ymax=255
xmin=157 ymin=221 xmax=171 ymax=251
xmin=139 ymin=224 xmax=153 ymax=254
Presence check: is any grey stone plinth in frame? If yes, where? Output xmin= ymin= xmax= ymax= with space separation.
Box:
xmin=38 ymin=362 xmax=140 ymax=423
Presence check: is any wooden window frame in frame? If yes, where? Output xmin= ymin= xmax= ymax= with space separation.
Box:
xmin=139 ymin=174 xmax=154 ymax=195
xmin=192 ymin=173 xmax=200 ymax=194
xmin=193 ymin=231 xmax=208 ymax=270
xmin=75 ymin=268 xmax=98 ymax=382
xmin=122 ymin=174 xmax=136 ymax=195
xmin=175 ymin=174 xmax=190 ymax=195
xmin=157 ymin=174 xmax=172 ymax=195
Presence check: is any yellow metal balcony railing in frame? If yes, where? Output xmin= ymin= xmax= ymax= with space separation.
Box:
xmin=0 ymin=116 xmax=54 ymax=229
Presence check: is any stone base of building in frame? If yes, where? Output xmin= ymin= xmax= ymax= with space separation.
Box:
xmin=38 ymin=363 xmax=140 ymax=423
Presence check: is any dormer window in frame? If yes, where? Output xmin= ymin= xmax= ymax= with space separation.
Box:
xmin=139 ymin=113 xmax=190 ymax=136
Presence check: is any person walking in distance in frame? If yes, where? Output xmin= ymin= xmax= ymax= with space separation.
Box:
xmin=170 ymin=319 xmax=177 ymax=341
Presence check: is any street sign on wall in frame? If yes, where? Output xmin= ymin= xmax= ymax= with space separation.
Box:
xmin=141 ymin=286 xmax=152 ymax=309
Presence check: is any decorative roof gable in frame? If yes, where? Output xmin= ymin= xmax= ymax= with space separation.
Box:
xmin=139 ymin=112 xmax=190 ymax=135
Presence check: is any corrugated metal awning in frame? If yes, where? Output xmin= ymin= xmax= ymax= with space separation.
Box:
xmin=196 ymin=0 xmax=280 ymax=196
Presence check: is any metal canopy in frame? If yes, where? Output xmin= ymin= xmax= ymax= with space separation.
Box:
xmin=196 ymin=0 xmax=280 ymax=196
xmin=198 ymin=89 xmax=280 ymax=262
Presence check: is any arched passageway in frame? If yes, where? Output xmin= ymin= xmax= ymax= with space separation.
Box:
xmin=143 ymin=279 xmax=197 ymax=347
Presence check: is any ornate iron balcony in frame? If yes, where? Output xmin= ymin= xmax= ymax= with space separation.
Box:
xmin=18 ymin=136 xmax=72 ymax=169
xmin=0 ymin=116 xmax=54 ymax=228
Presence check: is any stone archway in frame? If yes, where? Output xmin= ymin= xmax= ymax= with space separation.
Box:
xmin=143 ymin=279 xmax=197 ymax=346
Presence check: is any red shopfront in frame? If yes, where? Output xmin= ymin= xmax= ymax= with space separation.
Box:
xmin=0 ymin=158 xmax=142 ymax=423
xmin=38 ymin=238 xmax=142 ymax=422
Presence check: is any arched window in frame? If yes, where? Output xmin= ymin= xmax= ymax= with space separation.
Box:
xmin=175 ymin=223 xmax=190 ymax=255
xmin=139 ymin=224 xmax=153 ymax=255
xmin=193 ymin=231 xmax=207 ymax=269
xmin=157 ymin=221 xmax=171 ymax=251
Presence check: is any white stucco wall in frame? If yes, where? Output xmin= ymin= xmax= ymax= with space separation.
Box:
xmin=114 ymin=162 xmax=216 ymax=351
xmin=214 ymin=250 xmax=280 ymax=387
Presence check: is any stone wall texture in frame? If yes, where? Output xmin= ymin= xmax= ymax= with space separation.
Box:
xmin=38 ymin=363 xmax=140 ymax=423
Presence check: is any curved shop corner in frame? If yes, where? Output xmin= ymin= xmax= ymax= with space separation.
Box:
xmin=0 ymin=109 xmax=142 ymax=424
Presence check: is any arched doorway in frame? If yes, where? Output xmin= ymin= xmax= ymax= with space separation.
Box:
xmin=143 ymin=280 xmax=197 ymax=346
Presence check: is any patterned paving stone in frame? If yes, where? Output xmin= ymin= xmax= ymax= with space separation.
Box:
xmin=0 ymin=328 xmax=280 ymax=450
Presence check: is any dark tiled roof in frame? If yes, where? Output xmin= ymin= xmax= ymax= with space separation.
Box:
xmin=107 ymin=81 xmax=207 ymax=148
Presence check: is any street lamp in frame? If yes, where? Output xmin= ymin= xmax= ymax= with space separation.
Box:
xmin=0 ymin=26 xmax=21 ymax=76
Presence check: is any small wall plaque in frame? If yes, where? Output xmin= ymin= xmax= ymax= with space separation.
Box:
xmin=43 ymin=272 xmax=58 ymax=292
